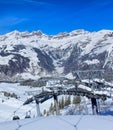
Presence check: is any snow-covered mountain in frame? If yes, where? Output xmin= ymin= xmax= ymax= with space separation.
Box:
xmin=0 ymin=29 xmax=113 ymax=81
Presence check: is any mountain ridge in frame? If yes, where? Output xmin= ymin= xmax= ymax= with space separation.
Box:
xmin=0 ymin=29 xmax=113 ymax=81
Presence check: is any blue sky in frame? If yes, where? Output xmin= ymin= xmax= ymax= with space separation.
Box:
xmin=0 ymin=0 xmax=113 ymax=35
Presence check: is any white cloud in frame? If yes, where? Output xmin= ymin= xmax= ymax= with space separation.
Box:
xmin=0 ymin=0 xmax=53 ymax=6
xmin=0 ymin=17 xmax=27 ymax=27
xmin=24 ymin=0 xmax=54 ymax=6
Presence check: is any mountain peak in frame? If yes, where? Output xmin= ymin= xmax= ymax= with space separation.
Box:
xmin=31 ymin=30 xmax=44 ymax=36
xmin=69 ymin=29 xmax=89 ymax=36
xmin=7 ymin=30 xmax=21 ymax=35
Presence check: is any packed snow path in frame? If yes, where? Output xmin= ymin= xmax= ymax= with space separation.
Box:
xmin=0 ymin=115 xmax=113 ymax=130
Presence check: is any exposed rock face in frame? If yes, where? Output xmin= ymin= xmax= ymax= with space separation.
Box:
xmin=0 ymin=29 xmax=113 ymax=81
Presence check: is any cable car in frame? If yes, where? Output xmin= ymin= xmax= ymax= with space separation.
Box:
xmin=25 ymin=111 xmax=31 ymax=119
xmin=13 ymin=115 xmax=20 ymax=120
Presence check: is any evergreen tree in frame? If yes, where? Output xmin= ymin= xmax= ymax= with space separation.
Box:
xmin=64 ymin=96 xmax=71 ymax=106
xmin=67 ymin=95 xmax=71 ymax=105
xmin=49 ymin=103 xmax=55 ymax=115
xmin=64 ymin=96 xmax=68 ymax=106
xmin=46 ymin=111 xmax=50 ymax=116
xmin=61 ymin=96 xmax=65 ymax=109
xmin=73 ymin=96 xmax=81 ymax=104
xmin=58 ymin=100 xmax=62 ymax=109
xmin=43 ymin=109 xmax=46 ymax=116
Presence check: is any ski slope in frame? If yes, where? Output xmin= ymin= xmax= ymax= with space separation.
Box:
xmin=0 ymin=82 xmax=113 ymax=130
xmin=0 ymin=83 xmax=58 ymax=122
xmin=0 ymin=115 xmax=113 ymax=130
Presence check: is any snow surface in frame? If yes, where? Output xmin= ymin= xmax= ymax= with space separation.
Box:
xmin=84 ymin=59 xmax=100 ymax=65
xmin=0 ymin=55 xmax=14 ymax=65
xmin=0 ymin=82 xmax=113 ymax=130
xmin=0 ymin=115 xmax=113 ymax=130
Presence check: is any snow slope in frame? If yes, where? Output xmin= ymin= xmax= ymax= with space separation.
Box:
xmin=0 ymin=115 xmax=113 ymax=130
xmin=0 ymin=83 xmax=57 ymax=122
xmin=0 ymin=82 xmax=113 ymax=121
xmin=0 ymin=82 xmax=113 ymax=130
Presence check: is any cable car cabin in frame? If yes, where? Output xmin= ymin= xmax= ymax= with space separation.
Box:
xmin=25 ymin=111 xmax=31 ymax=119
xmin=13 ymin=115 xmax=20 ymax=120
xmin=25 ymin=115 xmax=31 ymax=119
